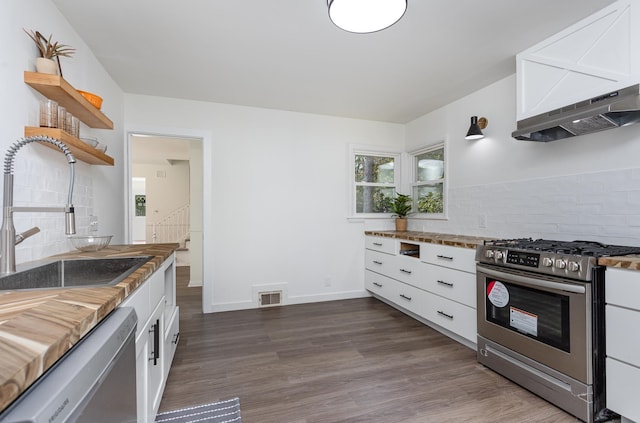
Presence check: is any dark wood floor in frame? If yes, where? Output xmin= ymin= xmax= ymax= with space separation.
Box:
xmin=159 ymin=267 xmax=578 ymax=422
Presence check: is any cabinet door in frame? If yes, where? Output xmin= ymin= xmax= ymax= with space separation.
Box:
xmin=147 ymin=299 xmax=165 ymax=421
xmin=516 ymin=0 xmax=640 ymax=120
xmin=135 ymin=326 xmax=150 ymax=423
xmin=163 ymin=306 xmax=180 ymax=381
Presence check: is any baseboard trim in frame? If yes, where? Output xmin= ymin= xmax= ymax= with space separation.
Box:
xmin=207 ymin=290 xmax=370 ymax=313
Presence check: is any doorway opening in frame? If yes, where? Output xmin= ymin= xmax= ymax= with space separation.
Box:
xmin=128 ymin=133 xmax=204 ymax=287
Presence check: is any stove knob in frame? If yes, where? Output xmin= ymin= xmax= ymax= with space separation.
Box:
xmin=567 ymin=261 xmax=580 ymax=272
xmin=555 ymin=259 xmax=567 ymax=269
xmin=494 ymin=251 xmax=504 ymax=260
xmin=542 ymin=257 xmax=554 ymax=267
xmin=485 ymin=250 xmax=494 ymax=258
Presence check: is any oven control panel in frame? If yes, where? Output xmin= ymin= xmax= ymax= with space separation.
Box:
xmin=506 ymin=251 xmax=539 ymax=268
xmin=476 ymin=246 xmax=596 ymax=281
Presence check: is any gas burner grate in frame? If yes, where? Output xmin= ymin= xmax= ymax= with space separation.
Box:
xmin=484 ymin=238 xmax=640 ymax=257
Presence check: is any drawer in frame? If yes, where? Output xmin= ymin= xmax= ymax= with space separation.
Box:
xmin=365 ymin=249 xmax=395 ymax=278
xmin=365 ymin=270 xmax=398 ymax=302
xmin=606 ymin=304 xmax=640 ymax=367
xmin=420 ymin=243 xmax=476 ymax=273
xmin=394 ymin=282 xmax=428 ymax=317
xmin=390 ymin=255 xmax=425 ymax=287
xmin=606 ymin=268 xmax=640 ymax=310
xmin=424 ymin=263 xmax=476 ymax=308
xmin=424 ymin=292 xmax=477 ymax=342
xmin=365 ymin=236 xmax=396 ymax=255
xmin=606 ymin=357 xmax=640 ymax=422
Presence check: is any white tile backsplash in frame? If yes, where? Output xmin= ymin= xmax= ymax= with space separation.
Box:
xmin=411 ymin=167 xmax=640 ymax=246
xmin=12 ymin=146 xmax=95 ymax=264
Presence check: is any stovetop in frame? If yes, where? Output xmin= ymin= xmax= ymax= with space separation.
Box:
xmin=476 ymin=238 xmax=640 ymax=281
xmin=483 ymin=238 xmax=640 ymax=257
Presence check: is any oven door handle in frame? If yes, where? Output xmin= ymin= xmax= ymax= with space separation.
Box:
xmin=477 ymin=265 xmax=586 ymax=294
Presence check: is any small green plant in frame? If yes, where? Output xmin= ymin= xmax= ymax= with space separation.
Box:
xmin=23 ymin=29 xmax=75 ymax=59
xmin=390 ymin=192 xmax=413 ymax=218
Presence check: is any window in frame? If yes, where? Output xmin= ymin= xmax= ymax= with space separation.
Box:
xmin=412 ymin=143 xmax=445 ymax=216
xmin=351 ymin=148 xmax=401 ymax=216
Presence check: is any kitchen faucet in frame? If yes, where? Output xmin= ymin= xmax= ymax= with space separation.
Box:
xmin=0 ymin=136 xmax=76 ymax=274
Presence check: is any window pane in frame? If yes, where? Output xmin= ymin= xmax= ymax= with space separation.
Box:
xmin=355 ymin=155 xmax=394 ymax=183
xmin=416 ymin=148 xmax=444 ymax=182
xmin=414 ymin=183 xmax=444 ymax=214
xmin=356 ymin=186 xmax=395 ymax=213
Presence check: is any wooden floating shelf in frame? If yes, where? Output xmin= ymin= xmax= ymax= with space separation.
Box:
xmin=24 ymin=71 xmax=114 ymax=130
xmin=24 ymin=127 xmax=114 ymax=166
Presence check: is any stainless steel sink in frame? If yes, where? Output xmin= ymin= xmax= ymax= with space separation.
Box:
xmin=0 ymin=256 xmax=153 ymax=291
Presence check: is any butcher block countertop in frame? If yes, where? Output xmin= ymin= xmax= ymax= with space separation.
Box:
xmin=365 ymin=230 xmax=492 ymax=249
xmin=598 ymin=254 xmax=640 ymax=270
xmin=0 ymin=243 xmax=178 ymax=412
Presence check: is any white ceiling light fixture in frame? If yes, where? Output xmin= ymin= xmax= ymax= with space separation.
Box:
xmin=327 ymin=0 xmax=408 ymax=34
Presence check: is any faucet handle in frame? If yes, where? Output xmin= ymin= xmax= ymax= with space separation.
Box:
xmin=15 ymin=226 xmax=40 ymax=245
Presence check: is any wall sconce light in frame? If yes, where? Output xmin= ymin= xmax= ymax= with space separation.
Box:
xmin=465 ymin=116 xmax=488 ymax=140
xmin=327 ymin=0 xmax=407 ymax=34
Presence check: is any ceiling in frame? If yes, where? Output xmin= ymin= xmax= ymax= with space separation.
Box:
xmin=52 ymin=0 xmax=615 ymax=124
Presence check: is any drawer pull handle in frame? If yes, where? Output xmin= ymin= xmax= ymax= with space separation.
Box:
xmin=172 ymin=332 xmax=180 ymax=345
xmin=400 ymin=268 xmax=412 ymax=274
xmin=437 ymin=310 xmax=454 ymax=320
xmin=400 ymin=294 xmax=412 ymax=301
xmin=373 ymin=242 xmax=383 ymax=246
xmin=437 ymin=255 xmax=454 ymax=261
xmin=373 ymin=282 xmax=383 ymax=288
xmin=373 ymin=260 xmax=383 ymax=265
xmin=437 ymin=280 xmax=453 ymax=287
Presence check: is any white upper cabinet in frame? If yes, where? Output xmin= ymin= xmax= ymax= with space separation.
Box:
xmin=516 ymin=0 xmax=640 ymax=120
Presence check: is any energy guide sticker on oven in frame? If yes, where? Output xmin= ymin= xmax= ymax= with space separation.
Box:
xmin=510 ymin=306 xmax=538 ymax=336
xmin=487 ymin=280 xmax=509 ymax=307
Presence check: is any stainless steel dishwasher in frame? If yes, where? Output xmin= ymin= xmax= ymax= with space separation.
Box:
xmin=0 ymin=307 xmax=137 ymax=423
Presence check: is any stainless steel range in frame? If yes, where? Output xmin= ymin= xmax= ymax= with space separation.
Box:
xmin=476 ymin=239 xmax=640 ymax=423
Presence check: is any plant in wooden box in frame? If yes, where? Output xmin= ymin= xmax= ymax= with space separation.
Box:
xmin=389 ymin=192 xmax=413 ymax=232
xmin=23 ymin=29 xmax=75 ymax=76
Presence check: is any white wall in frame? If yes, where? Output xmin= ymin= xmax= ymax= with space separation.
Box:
xmin=124 ymin=94 xmax=404 ymax=312
xmin=406 ymin=75 xmax=640 ymax=245
xmin=2 ymin=0 xmax=125 ymax=264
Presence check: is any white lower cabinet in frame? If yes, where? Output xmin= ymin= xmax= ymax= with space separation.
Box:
xmin=120 ymin=253 xmax=179 ymax=423
xmin=365 ymin=236 xmax=477 ymax=346
xmin=605 ymin=267 xmax=640 ymax=423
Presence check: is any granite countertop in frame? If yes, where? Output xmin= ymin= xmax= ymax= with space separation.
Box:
xmin=0 ymin=243 xmax=178 ymax=412
xmin=365 ymin=230 xmax=493 ymax=249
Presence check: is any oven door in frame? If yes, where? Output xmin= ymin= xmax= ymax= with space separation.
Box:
xmin=476 ymin=263 xmax=591 ymax=384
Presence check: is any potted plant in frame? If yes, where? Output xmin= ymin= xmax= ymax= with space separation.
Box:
xmin=390 ymin=192 xmax=413 ymax=232
xmin=23 ymin=29 xmax=75 ymax=76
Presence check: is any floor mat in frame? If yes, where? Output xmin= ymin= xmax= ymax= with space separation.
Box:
xmin=155 ymin=397 xmax=241 ymax=423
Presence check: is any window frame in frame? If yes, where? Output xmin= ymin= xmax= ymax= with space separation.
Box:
xmin=349 ymin=145 xmax=402 ymax=219
xmin=410 ymin=142 xmax=447 ymax=220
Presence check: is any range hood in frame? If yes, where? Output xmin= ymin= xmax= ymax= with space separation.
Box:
xmin=512 ymin=84 xmax=640 ymax=142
